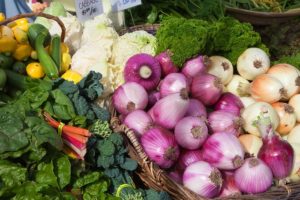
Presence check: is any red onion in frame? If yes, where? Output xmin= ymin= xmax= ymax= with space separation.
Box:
xmin=148 ymin=91 xmax=160 ymax=108
xmin=124 ymin=110 xmax=153 ymax=137
xmin=256 ymin=115 xmax=294 ymax=179
xmin=219 ymin=171 xmax=241 ymax=197
xmin=234 ymin=158 xmax=273 ymax=194
xmin=112 ymin=82 xmax=148 ymax=115
xmin=202 ymin=132 xmax=244 ymax=170
xmin=141 ymin=126 xmax=180 ymax=168
xmin=185 ymin=99 xmax=207 ymax=119
xmin=178 ymin=149 xmax=203 ymax=171
xmin=155 ymin=51 xmax=178 ymax=77
xmin=182 ymin=55 xmax=210 ymax=79
xmin=208 ymin=111 xmax=244 ymax=137
xmin=159 ymin=73 xmax=189 ymax=98
xmin=191 ymin=73 xmax=223 ymax=106
xmin=124 ymin=53 xmax=161 ymax=91
xmin=168 ymin=168 xmax=182 ymax=184
xmin=148 ymin=89 xmax=189 ymax=129
xmin=175 ymin=116 xmax=208 ymax=150
xmin=183 ymin=161 xmax=223 ymax=198
xmin=214 ymin=92 xmax=244 ymax=116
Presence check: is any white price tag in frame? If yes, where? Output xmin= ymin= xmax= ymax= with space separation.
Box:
xmin=75 ymin=0 xmax=104 ymax=22
xmin=111 ymin=0 xmax=142 ymax=12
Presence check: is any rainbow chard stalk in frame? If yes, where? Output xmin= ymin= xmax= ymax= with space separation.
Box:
xmin=255 ymin=113 xmax=294 ymax=181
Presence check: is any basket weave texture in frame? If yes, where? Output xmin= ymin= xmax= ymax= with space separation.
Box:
xmin=113 ymin=24 xmax=300 ymax=200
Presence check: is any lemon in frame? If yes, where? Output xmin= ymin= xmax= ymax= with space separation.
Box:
xmin=26 ymin=62 xmax=45 ymax=79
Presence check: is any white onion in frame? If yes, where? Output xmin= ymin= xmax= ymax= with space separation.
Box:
xmin=241 ymin=102 xmax=279 ymax=137
xmin=237 ymin=47 xmax=270 ymax=80
xmin=238 ymin=134 xmax=263 ymax=157
xmin=287 ymin=124 xmax=300 ymax=145
xmin=226 ymin=75 xmax=250 ymax=97
xmin=183 ymin=161 xmax=222 ymax=198
xmin=240 ymin=96 xmax=256 ymax=108
xmin=288 ymin=142 xmax=300 ymax=182
xmin=267 ymin=64 xmax=300 ymax=99
xmin=207 ymin=56 xmax=233 ymax=85
xmin=289 ymin=94 xmax=300 ymax=123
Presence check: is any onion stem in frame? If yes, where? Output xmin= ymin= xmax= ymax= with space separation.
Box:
xmin=139 ymin=65 xmax=152 ymax=79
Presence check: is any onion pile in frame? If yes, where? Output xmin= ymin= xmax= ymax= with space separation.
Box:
xmin=112 ymin=48 xmax=299 ymax=198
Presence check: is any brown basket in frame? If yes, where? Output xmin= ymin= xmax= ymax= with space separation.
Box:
xmin=0 ymin=12 xmax=66 ymax=41
xmin=111 ymin=24 xmax=300 ymax=200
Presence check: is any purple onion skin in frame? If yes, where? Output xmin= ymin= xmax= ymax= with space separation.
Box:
xmin=124 ymin=110 xmax=153 ymax=137
xmin=124 ymin=53 xmax=161 ymax=91
xmin=191 ymin=73 xmax=223 ymax=106
xmin=141 ymin=126 xmax=180 ymax=169
xmin=159 ymin=73 xmax=189 ymax=98
xmin=185 ymin=99 xmax=207 ymax=118
xmin=258 ymin=135 xmax=294 ymax=179
xmin=155 ymin=51 xmax=178 ymax=77
xmin=214 ymin=92 xmax=244 ymax=116
xmin=147 ymin=91 xmax=161 ymax=108
xmin=182 ymin=55 xmax=209 ymax=79
xmin=112 ymin=82 xmax=148 ymax=115
xmin=178 ymin=149 xmax=203 ymax=171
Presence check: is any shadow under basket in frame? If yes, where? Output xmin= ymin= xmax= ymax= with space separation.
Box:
xmin=113 ymin=24 xmax=300 ymax=199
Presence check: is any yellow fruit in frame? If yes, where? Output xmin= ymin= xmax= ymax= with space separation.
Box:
xmin=61 ymin=53 xmax=71 ymax=72
xmin=0 ymin=13 xmax=5 ymax=22
xmin=0 ymin=26 xmax=14 ymax=38
xmin=0 ymin=36 xmax=17 ymax=54
xmin=9 ymin=18 xmax=29 ymax=32
xmin=61 ymin=43 xmax=69 ymax=54
xmin=31 ymin=50 xmax=38 ymax=60
xmin=13 ymin=27 xmax=28 ymax=44
xmin=61 ymin=70 xmax=82 ymax=84
xmin=26 ymin=62 xmax=45 ymax=79
xmin=13 ymin=44 xmax=32 ymax=61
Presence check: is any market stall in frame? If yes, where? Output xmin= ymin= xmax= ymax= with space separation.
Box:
xmin=1 ymin=1 xmax=300 ymax=199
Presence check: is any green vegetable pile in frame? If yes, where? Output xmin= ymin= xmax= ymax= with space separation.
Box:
xmin=156 ymin=16 xmax=268 ymax=67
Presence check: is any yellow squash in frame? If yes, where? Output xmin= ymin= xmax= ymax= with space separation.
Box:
xmin=61 ymin=52 xmax=72 ymax=73
xmin=0 ymin=26 xmax=14 ymax=38
xmin=61 ymin=70 xmax=82 ymax=84
xmin=0 ymin=36 xmax=17 ymax=54
xmin=8 ymin=18 xmax=29 ymax=32
xmin=26 ymin=62 xmax=45 ymax=79
xmin=13 ymin=44 xmax=32 ymax=61
xmin=0 ymin=13 xmax=5 ymax=22
xmin=13 ymin=27 xmax=28 ymax=44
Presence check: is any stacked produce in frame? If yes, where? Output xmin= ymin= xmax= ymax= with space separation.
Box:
xmin=112 ymin=16 xmax=300 ymax=198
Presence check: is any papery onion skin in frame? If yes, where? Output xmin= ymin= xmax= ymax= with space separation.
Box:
xmin=272 ymin=102 xmax=297 ymax=136
xmin=112 ymin=82 xmax=148 ymax=115
xmin=159 ymin=73 xmax=189 ymax=98
xmin=124 ymin=53 xmax=161 ymax=91
xmin=148 ymin=89 xmax=190 ymax=129
xmin=183 ymin=161 xmax=223 ymax=198
xmin=288 ymin=143 xmax=300 ymax=183
xmin=202 ymin=132 xmax=245 ymax=170
xmin=208 ymin=111 xmax=244 ymax=137
xmin=214 ymin=92 xmax=244 ymax=116
xmin=191 ymin=73 xmax=223 ymax=106
xmin=240 ymin=96 xmax=256 ymax=108
xmin=208 ymin=56 xmax=234 ymax=85
xmin=219 ymin=171 xmax=241 ymax=197
xmin=238 ymin=134 xmax=263 ymax=157
xmin=141 ymin=126 xmax=180 ymax=168
xmin=241 ymin=102 xmax=279 ymax=137
xmin=289 ymin=94 xmax=300 ymax=123
xmin=287 ymin=125 xmax=300 ymax=145
xmin=256 ymin=116 xmax=294 ymax=179
xmin=234 ymin=158 xmax=273 ymax=194
xmin=155 ymin=51 xmax=178 ymax=77
xmin=175 ymin=116 xmax=208 ymax=149
xmin=250 ymin=74 xmax=286 ymax=103
xmin=124 ymin=110 xmax=153 ymax=137
xmin=237 ymin=47 xmax=270 ymax=81
xmin=178 ymin=149 xmax=203 ymax=171
xmin=226 ymin=75 xmax=250 ymax=97
xmin=185 ymin=99 xmax=207 ymax=118
xmin=182 ymin=55 xmax=210 ymax=79
xmin=267 ymin=63 xmax=300 ymax=99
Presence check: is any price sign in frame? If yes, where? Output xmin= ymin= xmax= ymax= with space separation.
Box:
xmin=111 ymin=0 xmax=142 ymax=12
xmin=75 ymin=0 xmax=104 ymax=22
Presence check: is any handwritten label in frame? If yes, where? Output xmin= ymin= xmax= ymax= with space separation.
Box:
xmin=75 ymin=0 xmax=104 ymax=22
xmin=111 ymin=0 xmax=142 ymax=11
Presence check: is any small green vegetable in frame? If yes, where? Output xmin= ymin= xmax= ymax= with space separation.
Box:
xmin=89 ymin=120 xmax=112 ymax=138
xmin=0 ymin=53 xmax=14 ymax=69
xmin=50 ymin=34 xmax=62 ymax=72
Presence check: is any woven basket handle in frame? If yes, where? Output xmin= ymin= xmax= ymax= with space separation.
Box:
xmin=0 ymin=12 xmax=66 ymax=42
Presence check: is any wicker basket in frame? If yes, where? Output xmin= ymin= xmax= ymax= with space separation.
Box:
xmin=112 ymin=24 xmax=300 ymax=200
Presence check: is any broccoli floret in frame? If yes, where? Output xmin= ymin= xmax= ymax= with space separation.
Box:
xmin=274 ymin=52 xmax=300 ymax=69
xmin=89 ymin=120 xmax=113 ymax=138
xmin=122 ymin=192 xmax=143 ymax=200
